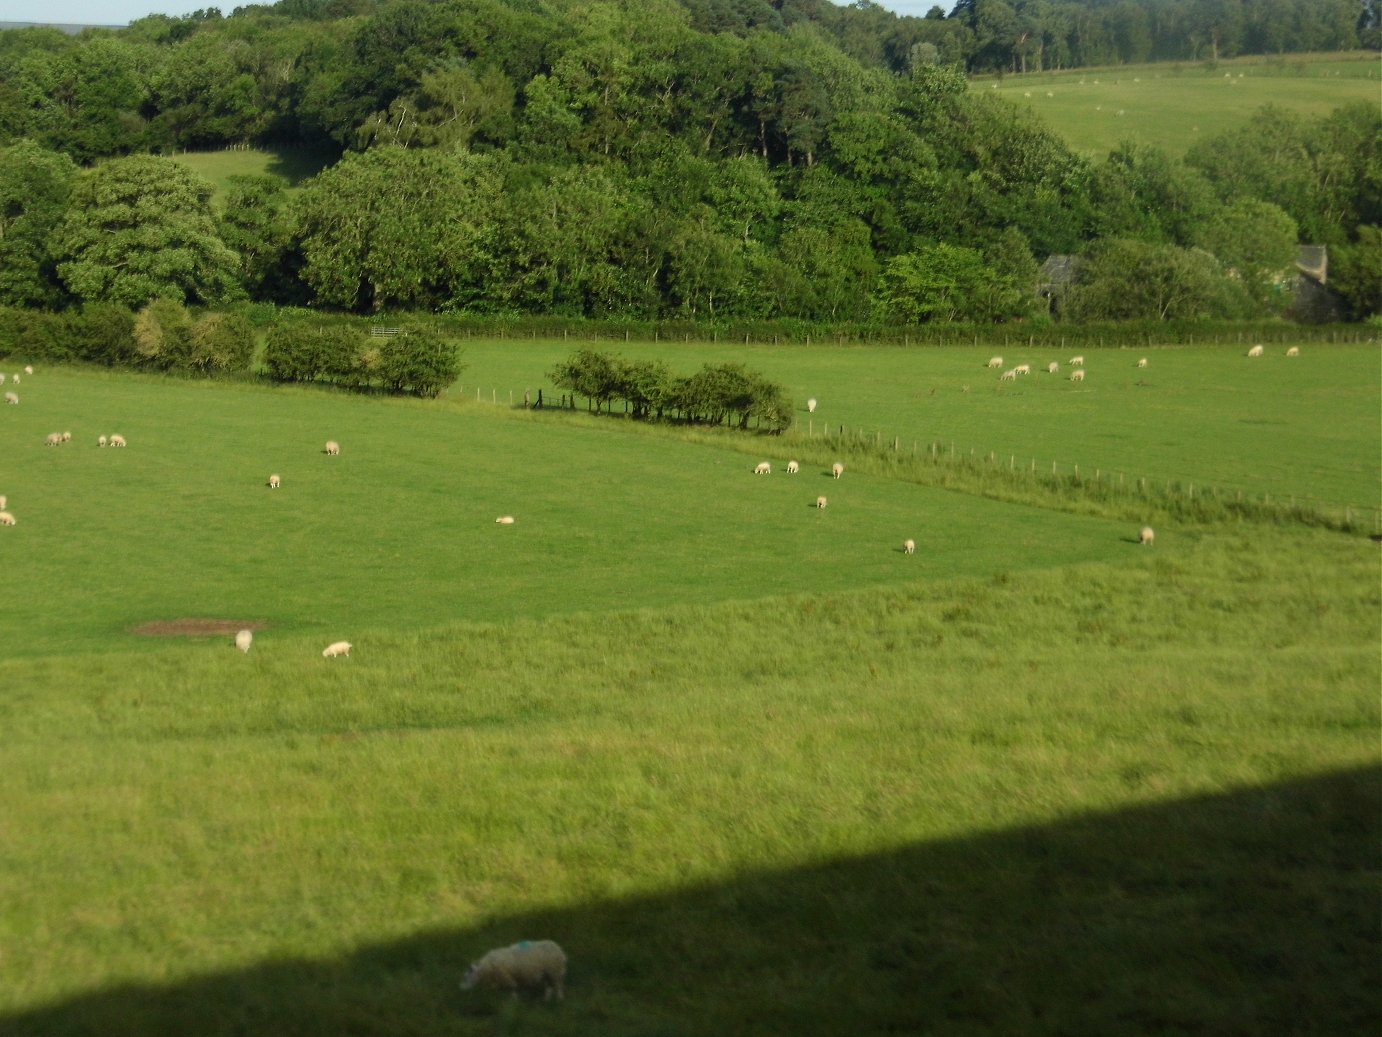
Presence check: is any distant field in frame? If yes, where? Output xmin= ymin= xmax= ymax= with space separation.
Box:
xmin=977 ymin=51 xmax=1381 ymax=158
xmin=170 ymin=145 xmax=336 ymax=201
xmin=450 ymin=338 xmax=1382 ymax=511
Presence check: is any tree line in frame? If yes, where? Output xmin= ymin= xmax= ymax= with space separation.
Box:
xmin=0 ymin=0 xmax=1378 ymax=328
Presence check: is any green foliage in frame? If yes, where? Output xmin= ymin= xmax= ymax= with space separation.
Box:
xmin=1329 ymin=226 xmax=1382 ymax=319
xmin=1063 ymin=238 xmax=1252 ymax=321
xmin=53 ymin=156 xmax=242 ymax=309
xmin=0 ymin=140 xmax=76 ymax=308
xmin=1192 ymin=198 xmax=1300 ymax=311
xmin=876 ymin=242 xmax=1032 ymax=324
xmin=262 ymin=318 xmax=460 ymax=396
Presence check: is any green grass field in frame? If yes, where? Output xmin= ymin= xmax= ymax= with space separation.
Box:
xmin=171 ymin=145 xmax=336 ymax=202
xmin=979 ymin=51 xmax=1381 ymax=158
xmin=1 ymin=347 xmax=1377 ymax=1035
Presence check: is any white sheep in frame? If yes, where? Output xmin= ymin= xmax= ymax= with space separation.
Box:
xmin=1000 ymin=368 xmax=1017 ymax=381
xmin=322 ymin=640 xmax=353 ymax=658
xmin=23 ymin=365 xmax=32 ymax=375
xmin=816 ymin=495 xmax=828 ymax=509
xmin=0 ymin=511 xmax=14 ymax=526
xmin=903 ymin=538 xmax=915 ymax=554
xmin=1069 ymin=355 xmax=1084 ymax=366
xmin=807 ymin=398 xmax=817 ymax=413
xmin=61 ymin=431 xmax=71 ymax=442
xmin=235 ymin=629 xmax=253 ymax=653
xmin=753 ymin=462 xmax=772 ymax=475
xmin=786 ymin=460 xmax=800 ymax=474
xmin=4 ymin=392 xmax=16 ymax=404
xmin=109 ymin=434 xmax=126 ymax=447
xmin=45 ymin=432 xmax=62 ymax=446
xmin=324 ymin=440 xmax=340 ymax=455
xmin=1247 ymin=344 xmax=1264 ymax=357
xmin=1138 ymin=526 xmax=1155 ymax=546
xmin=98 ymin=435 xmax=107 ymax=447
xmin=496 ymin=515 xmax=516 ymax=525
xmin=986 ymin=356 xmax=1003 ymax=368
xmin=1070 ymin=369 xmax=1086 ymax=382
xmin=268 ymin=473 xmax=281 ymax=489
xmin=11 ymin=374 xmax=18 ymax=384
xmin=0 ymin=494 xmax=6 ymax=509
xmin=1286 ymin=346 xmax=1300 ymax=357
xmin=1014 ymin=363 xmax=1031 ymax=375
xmin=1047 ymin=361 xmax=1059 ymax=374
xmin=461 ymin=940 xmax=567 ymax=1002
xmin=831 ymin=463 xmax=844 ymax=479
xmin=0 ymin=373 xmax=5 ymax=384
xmin=1136 ymin=357 xmax=1148 ymax=368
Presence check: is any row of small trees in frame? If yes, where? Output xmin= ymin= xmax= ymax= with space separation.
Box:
xmin=548 ymin=349 xmax=794 ymax=432
xmin=261 ymin=321 xmax=461 ymax=398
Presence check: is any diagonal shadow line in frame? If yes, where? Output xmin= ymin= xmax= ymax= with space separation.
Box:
xmin=5 ymin=765 xmax=1378 ymax=1037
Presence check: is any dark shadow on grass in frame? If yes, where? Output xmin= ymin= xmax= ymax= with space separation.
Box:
xmin=4 ymin=766 xmax=1377 ymax=1037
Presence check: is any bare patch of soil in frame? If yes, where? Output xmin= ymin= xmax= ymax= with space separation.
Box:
xmin=132 ymin=618 xmax=268 ymax=638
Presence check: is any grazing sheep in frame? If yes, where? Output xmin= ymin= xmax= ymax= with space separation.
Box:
xmin=4 ymin=392 xmax=17 ymax=404
xmin=1014 ymin=364 xmax=1031 ymax=375
xmin=786 ymin=460 xmax=800 ymax=474
xmin=11 ymin=374 xmax=18 ymax=384
xmin=816 ymin=495 xmax=828 ymax=509
xmin=831 ymin=462 xmax=844 ymax=479
xmin=0 ymin=495 xmax=6 ymax=509
xmin=322 ymin=640 xmax=353 ymax=658
xmin=1070 ymin=369 xmax=1086 ymax=382
xmin=1286 ymin=346 xmax=1300 ymax=357
xmin=98 ymin=435 xmax=107 ymax=447
xmin=268 ymin=473 xmax=281 ymax=489
xmin=45 ymin=432 xmax=62 ymax=446
xmin=807 ymin=398 xmax=817 ymax=413
xmin=1136 ymin=357 xmax=1148 ymax=368
xmin=496 ymin=515 xmax=516 ymax=525
xmin=1247 ymin=344 xmax=1264 ymax=357
xmin=1069 ymin=356 xmax=1084 ymax=366
xmin=1047 ymin=361 xmax=1059 ymax=374
xmin=754 ymin=462 xmax=772 ymax=475
xmin=1000 ymin=368 xmax=1017 ymax=382
xmin=903 ymin=538 xmax=915 ymax=554
xmin=235 ymin=629 xmax=253 ymax=654
xmin=23 ymin=365 xmax=32 ymax=375
xmin=1138 ymin=526 xmax=1155 ymax=546
xmin=61 ymin=431 xmax=71 ymax=442
xmin=986 ymin=356 xmax=1003 ymax=368
xmin=0 ymin=511 xmax=14 ymax=525
xmin=324 ymin=440 xmax=340 ymax=455
xmin=109 ymin=434 xmax=126 ymax=447
xmin=461 ymin=940 xmax=567 ymax=1002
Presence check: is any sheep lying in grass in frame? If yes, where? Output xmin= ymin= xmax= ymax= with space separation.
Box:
xmin=986 ymin=356 xmax=1003 ymax=368
xmin=1286 ymin=346 xmax=1300 ymax=357
xmin=903 ymin=538 xmax=915 ymax=554
xmin=109 ymin=434 xmax=126 ymax=447
xmin=1139 ymin=526 xmax=1155 ymax=546
xmin=0 ymin=511 xmax=14 ymax=525
xmin=322 ymin=640 xmax=352 ymax=658
xmin=462 ymin=940 xmax=567 ymax=1002
xmin=831 ymin=463 xmax=844 ymax=479
xmin=1247 ymin=344 xmax=1264 ymax=357
xmin=816 ymin=495 xmax=828 ymax=509
xmin=268 ymin=473 xmax=281 ymax=489
xmin=1069 ymin=355 xmax=1084 ymax=366
xmin=324 ymin=440 xmax=340 ymax=455
xmin=235 ymin=629 xmax=253 ymax=653
xmin=4 ymin=392 xmax=17 ymax=404
xmin=1137 ymin=357 xmax=1148 ymax=368
xmin=1070 ymin=369 xmax=1086 ymax=382
xmin=754 ymin=462 xmax=772 ymax=475
xmin=496 ymin=515 xmax=516 ymax=525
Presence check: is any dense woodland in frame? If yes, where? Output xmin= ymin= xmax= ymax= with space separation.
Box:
xmin=0 ymin=0 xmax=1379 ymax=345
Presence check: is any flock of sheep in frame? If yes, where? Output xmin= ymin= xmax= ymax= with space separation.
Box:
xmin=989 ymin=343 xmax=1295 ymax=385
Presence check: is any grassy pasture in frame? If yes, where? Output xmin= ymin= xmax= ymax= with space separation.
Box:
xmin=979 ymin=52 xmax=1381 ymax=158
xmin=454 ymin=339 xmax=1382 ymax=512
xmin=1 ymin=356 xmax=1377 ymax=1035
xmin=170 ymin=145 xmax=335 ymax=202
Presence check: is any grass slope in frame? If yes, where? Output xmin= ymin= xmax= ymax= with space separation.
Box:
xmin=169 ymin=145 xmax=335 ymax=203
xmin=979 ymin=52 xmax=1381 ymax=158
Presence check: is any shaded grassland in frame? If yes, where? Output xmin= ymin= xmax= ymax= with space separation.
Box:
xmin=980 ymin=51 xmax=1381 ymax=158
xmin=169 ymin=145 xmax=335 ymax=202
xmin=0 ymin=361 xmax=1377 ymax=1034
